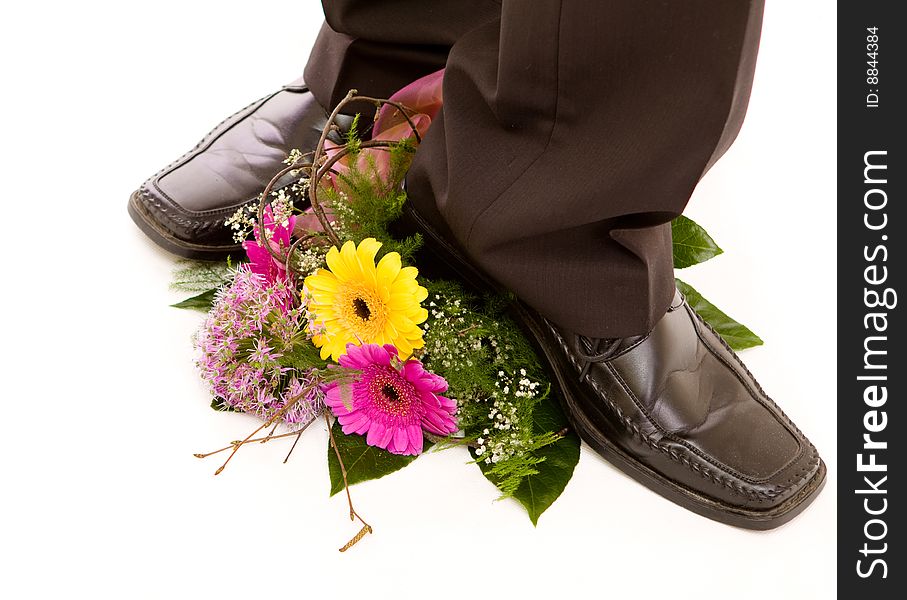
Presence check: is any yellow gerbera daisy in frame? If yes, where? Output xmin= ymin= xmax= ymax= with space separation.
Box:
xmin=303 ymin=238 xmax=429 ymax=361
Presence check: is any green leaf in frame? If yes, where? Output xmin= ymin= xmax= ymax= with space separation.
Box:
xmin=210 ymin=397 xmax=236 ymax=412
xmin=671 ymin=215 xmax=723 ymax=268
xmin=327 ymin=421 xmax=430 ymax=496
xmin=278 ymin=342 xmax=329 ymax=371
xmin=675 ymin=278 xmax=763 ymax=351
xmin=514 ymin=399 xmax=580 ymax=525
xmin=344 ymin=114 xmax=362 ymax=154
xmin=476 ymin=396 xmax=580 ymax=526
xmin=170 ymin=259 xmax=234 ymax=293
xmin=171 ymin=289 xmax=217 ymax=312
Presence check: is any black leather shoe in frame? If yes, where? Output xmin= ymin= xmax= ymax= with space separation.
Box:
xmin=399 ymin=200 xmax=826 ymax=530
xmin=128 ymin=78 xmax=347 ymax=259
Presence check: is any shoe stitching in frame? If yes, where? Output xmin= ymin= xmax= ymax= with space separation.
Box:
xmin=142 ymin=91 xmax=275 ymax=197
xmin=548 ymin=323 xmax=792 ymax=503
xmin=684 ymin=306 xmax=805 ymax=478
xmin=602 ymin=307 xmax=807 ymax=486
xmin=136 ymin=88 xmax=314 ymax=237
xmin=688 ymin=308 xmax=821 ymax=494
xmin=606 ymin=360 xmax=796 ymax=488
xmin=602 ymin=303 xmax=820 ymax=494
xmin=140 ymin=86 xmax=312 ymax=221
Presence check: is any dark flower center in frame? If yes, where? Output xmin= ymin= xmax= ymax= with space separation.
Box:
xmin=382 ymin=384 xmax=400 ymax=402
xmin=352 ymin=297 xmax=371 ymax=320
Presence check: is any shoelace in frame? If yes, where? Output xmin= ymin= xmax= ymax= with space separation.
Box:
xmin=574 ymin=335 xmax=622 ymax=382
xmin=571 ymin=293 xmax=685 ymax=382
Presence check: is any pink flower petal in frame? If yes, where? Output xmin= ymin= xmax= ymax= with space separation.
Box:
xmin=366 ymin=422 xmax=388 ymax=449
xmin=436 ymin=394 xmax=456 ymax=411
xmin=339 ymin=344 xmax=371 ymax=369
xmin=294 ymin=207 xmax=333 ymax=235
xmin=374 ymin=69 xmax=444 ymax=135
xmin=403 ymin=360 xmax=425 ymax=383
xmin=367 ymin=344 xmax=393 ymax=366
xmin=422 ymin=407 xmax=457 ymax=436
xmin=392 ymin=428 xmax=409 ymax=454
xmin=336 ymin=411 xmax=359 ymax=425
xmin=330 ymin=343 xmax=456 ymax=452
xmin=407 ymin=424 xmax=424 ymax=454
xmin=377 ymin=425 xmax=395 ymax=449
xmin=243 ymin=205 xmax=295 ymax=285
xmin=352 ymin=419 xmax=371 ymax=435
xmin=425 ymin=392 xmax=443 ymax=409
xmin=339 ymin=412 xmax=370 ymax=435
xmin=428 ymin=374 xmax=449 ymax=394
xmin=324 ymin=387 xmax=346 ymax=411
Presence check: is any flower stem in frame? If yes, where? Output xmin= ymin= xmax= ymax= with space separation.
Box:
xmin=424 ymin=432 xmax=479 ymax=450
xmin=456 ymin=323 xmax=481 ymax=337
xmin=206 ymin=385 xmax=316 ymax=475
xmin=283 ymin=431 xmax=304 ymax=464
xmin=193 ymin=429 xmax=306 ymax=459
xmin=261 ymin=421 xmax=279 ymax=443
xmin=323 ymin=409 xmax=373 ymax=551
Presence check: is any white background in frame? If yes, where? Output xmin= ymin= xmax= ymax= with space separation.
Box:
xmin=1 ymin=2 xmax=836 ymax=598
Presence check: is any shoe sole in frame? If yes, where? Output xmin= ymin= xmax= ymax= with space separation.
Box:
xmin=402 ymin=203 xmax=827 ymax=530
xmin=128 ymin=190 xmax=242 ymax=261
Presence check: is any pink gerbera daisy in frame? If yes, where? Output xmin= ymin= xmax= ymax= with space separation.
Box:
xmin=324 ymin=343 xmax=458 ymax=456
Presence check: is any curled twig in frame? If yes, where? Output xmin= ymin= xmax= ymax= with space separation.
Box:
xmin=255 ymin=160 xmax=316 ymax=264
xmin=355 ymin=95 xmax=423 ymax=144
xmin=308 ymin=89 xmax=366 ymax=247
xmin=308 ymin=91 xmax=421 ymax=247
xmin=252 ymin=90 xmax=421 ymax=276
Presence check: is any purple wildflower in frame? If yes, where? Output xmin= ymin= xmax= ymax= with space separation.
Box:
xmin=195 ymin=267 xmax=324 ymax=428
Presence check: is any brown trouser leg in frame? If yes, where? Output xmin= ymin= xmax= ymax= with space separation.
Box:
xmin=304 ymin=1 xmax=498 ymax=112
xmin=306 ymin=1 xmax=765 ymax=338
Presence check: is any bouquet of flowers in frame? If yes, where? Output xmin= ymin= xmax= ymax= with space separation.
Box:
xmin=170 ymin=71 xmax=762 ymax=551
